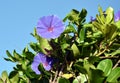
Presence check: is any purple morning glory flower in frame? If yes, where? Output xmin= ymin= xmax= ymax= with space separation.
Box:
xmin=114 ymin=10 xmax=120 ymax=22
xmin=36 ymin=15 xmax=65 ymax=39
xmin=31 ymin=53 xmax=54 ymax=74
xmin=90 ymin=16 xmax=96 ymax=22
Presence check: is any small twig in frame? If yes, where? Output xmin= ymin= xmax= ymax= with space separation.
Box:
xmin=49 ymin=75 xmax=53 ymax=83
xmin=100 ymin=56 xmax=119 ymax=59
xmin=113 ymin=59 xmax=120 ymax=69
xmin=96 ymin=39 xmax=115 ymax=56
xmin=58 ymin=65 xmax=64 ymax=77
xmin=96 ymin=47 xmax=107 ymax=56
xmin=51 ymin=70 xmax=58 ymax=83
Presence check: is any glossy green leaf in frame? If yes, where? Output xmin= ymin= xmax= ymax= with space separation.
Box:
xmin=58 ymin=77 xmax=70 ymax=83
xmin=116 ymin=20 xmax=120 ymax=29
xmin=73 ymin=73 xmax=87 ymax=83
xmin=97 ymin=59 xmax=113 ymax=76
xmin=64 ymin=24 xmax=76 ymax=33
xmin=61 ymin=74 xmax=73 ymax=79
xmin=1 ymin=71 xmax=10 ymax=83
xmin=106 ymin=67 xmax=120 ymax=82
xmin=30 ymin=42 xmax=42 ymax=52
xmin=96 ymin=14 xmax=104 ymax=25
xmin=24 ymin=51 xmax=35 ymax=61
xmin=71 ymin=43 xmax=80 ymax=58
xmin=5 ymin=50 xmax=15 ymax=62
xmin=105 ymin=7 xmax=114 ymax=24
xmin=105 ymin=48 xmax=120 ymax=56
xmin=74 ymin=64 xmax=87 ymax=74
xmin=79 ymin=27 xmax=85 ymax=43
xmin=0 ymin=78 xmax=3 ymax=83
xmin=9 ymin=71 xmax=19 ymax=83
xmin=39 ymin=78 xmax=49 ymax=83
xmin=98 ymin=6 xmax=103 ymax=16
xmin=105 ymin=24 xmax=117 ymax=40
xmin=79 ymin=8 xmax=87 ymax=23
xmin=63 ymin=15 xmax=68 ymax=22
xmin=73 ymin=76 xmax=81 ymax=83
xmin=13 ymin=50 xmax=22 ymax=61
xmin=88 ymin=56 xmax=100 ymax=64
xmin=67 ymin=9 xmax=79 ymax=24
xmin=92 ymin=21 xmax=103 ymax=33
xmin=39 ymin=37 xmax=52 ymax=54
xmin=1 ymin=71 xmax=8 ymax=81
xmin=66 ymin=9 xmax=87 ymax=25
xmin=89 ymin=69 xmax=105 ymax=83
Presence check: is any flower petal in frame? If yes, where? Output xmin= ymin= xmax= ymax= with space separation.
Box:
xmin=115 ymin=10 xmax=120 ymax=22
xmin=31 ymin=62 xmax=41 ymax=74
xmin=31 ymin=53 xmax=46 ymax=74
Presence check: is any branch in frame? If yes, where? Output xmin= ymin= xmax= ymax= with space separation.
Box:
xmin=51 ymin=70 xmax=58 ymax=83
xmin=113 ymin=59 xmax=120 ymax=69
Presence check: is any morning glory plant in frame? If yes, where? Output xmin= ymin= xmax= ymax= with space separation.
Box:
xmin=0 ymin=6 xmax=120 ymax=83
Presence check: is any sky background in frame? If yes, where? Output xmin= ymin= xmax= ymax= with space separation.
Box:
xmin=0 ymin=0 xmax=120 ymax=75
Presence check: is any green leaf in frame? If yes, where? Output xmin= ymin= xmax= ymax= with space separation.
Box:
xmin=1 ymin=71 xmax=8 ymax=81
xmin=64 ymin=24 xmax=76 ymax=33
xmin=39 ymin=78 xmax=49 ymax=83
xmin=29 ymin=42 xmax=42 ymax=52
xmin=92 ymin=21 xmax=103 ymax=33
xmin=66 ymin=9 xmax=87 ymax=25
xmin=13 ymin=50 xmax=22 ymax=61
xmin=79 ymin=27 xmax=85 ymax=43
xmin=78 ymin=8 xmax=87 ymax=23
xmin=74 ymin=64 xmax=87 ymax=74
xmin=116 ymin=20 xmax=120 ymax=29
xmin=106 ymin=67 xmax=120 ymax=82
xmin=88 ymin=56 xmax=100 ymax=64
xmin=24 ymin=51 xmax=35 ymax=61
xmin=68 ymin=9 xmax=79 ymax=20
xmin=96 ymin=14 xmax=104 ymax=25
xmin=72 ymin=73 xmax=87 ymax=83
xmin=105 ymin=48 xmax=120 ymax=56
xmin=63 ymin=15 xmax=68 ymax=22
xmin=105 ymin=24 xmax=117 ymax=40
xmin=89 ymin=69 xmax=105 ymax=83
xmin=39 ymin=37 xmax=52 ymax=54
xmin=1 ymin=71 xmax=10 ymax=83
xmin=105 ymin=7 xmax=114 ymax=24
xmin=9 ymin=71 xmax=19 ymax=83
xmin=97 ymin=59 xmax=113 ymax=76
xmin=0 ymin=78 xmax=3 ymax=83
xmin=58 ymin=77 xmax=70 ymax=83
xmin=5 ymin=50 xmax=15 ymax=62
xmin=73 ymin=76 xmax=81 ymax=83
xmin=98 ymin=6 xmax=103 ymax=16
xmin=61 ymin=74 xmax=73 ymax=79
xmin=71 ymin=43 xmax=80 ymax=58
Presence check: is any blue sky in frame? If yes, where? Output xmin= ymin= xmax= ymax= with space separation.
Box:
xmin=0 ymin=0 xmax=120 ymax=74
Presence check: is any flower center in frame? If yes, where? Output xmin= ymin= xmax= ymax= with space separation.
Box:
xmin=43 ymin=62 xmax=48 ymax=67
xmin=48 ymin=27 xmax=54 ymax=32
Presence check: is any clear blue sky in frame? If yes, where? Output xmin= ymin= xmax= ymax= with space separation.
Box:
xmin=0 ymin=0 xmax=120 ymax=74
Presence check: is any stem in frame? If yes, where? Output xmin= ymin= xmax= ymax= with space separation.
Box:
xmin=100 ymin=56 xmax=118 ymax=59
xmin=95 ymin=39 xmax=115 ymax=56
xmin=51 ymin=70 xmax=58 ymax=83
xmin=113 ymin=59 xmax=120 ymax=69
xmin=96 ymin=47 xmax=107 ymax=56
xmin=49 ymin=75 xmax=52 ymax=83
